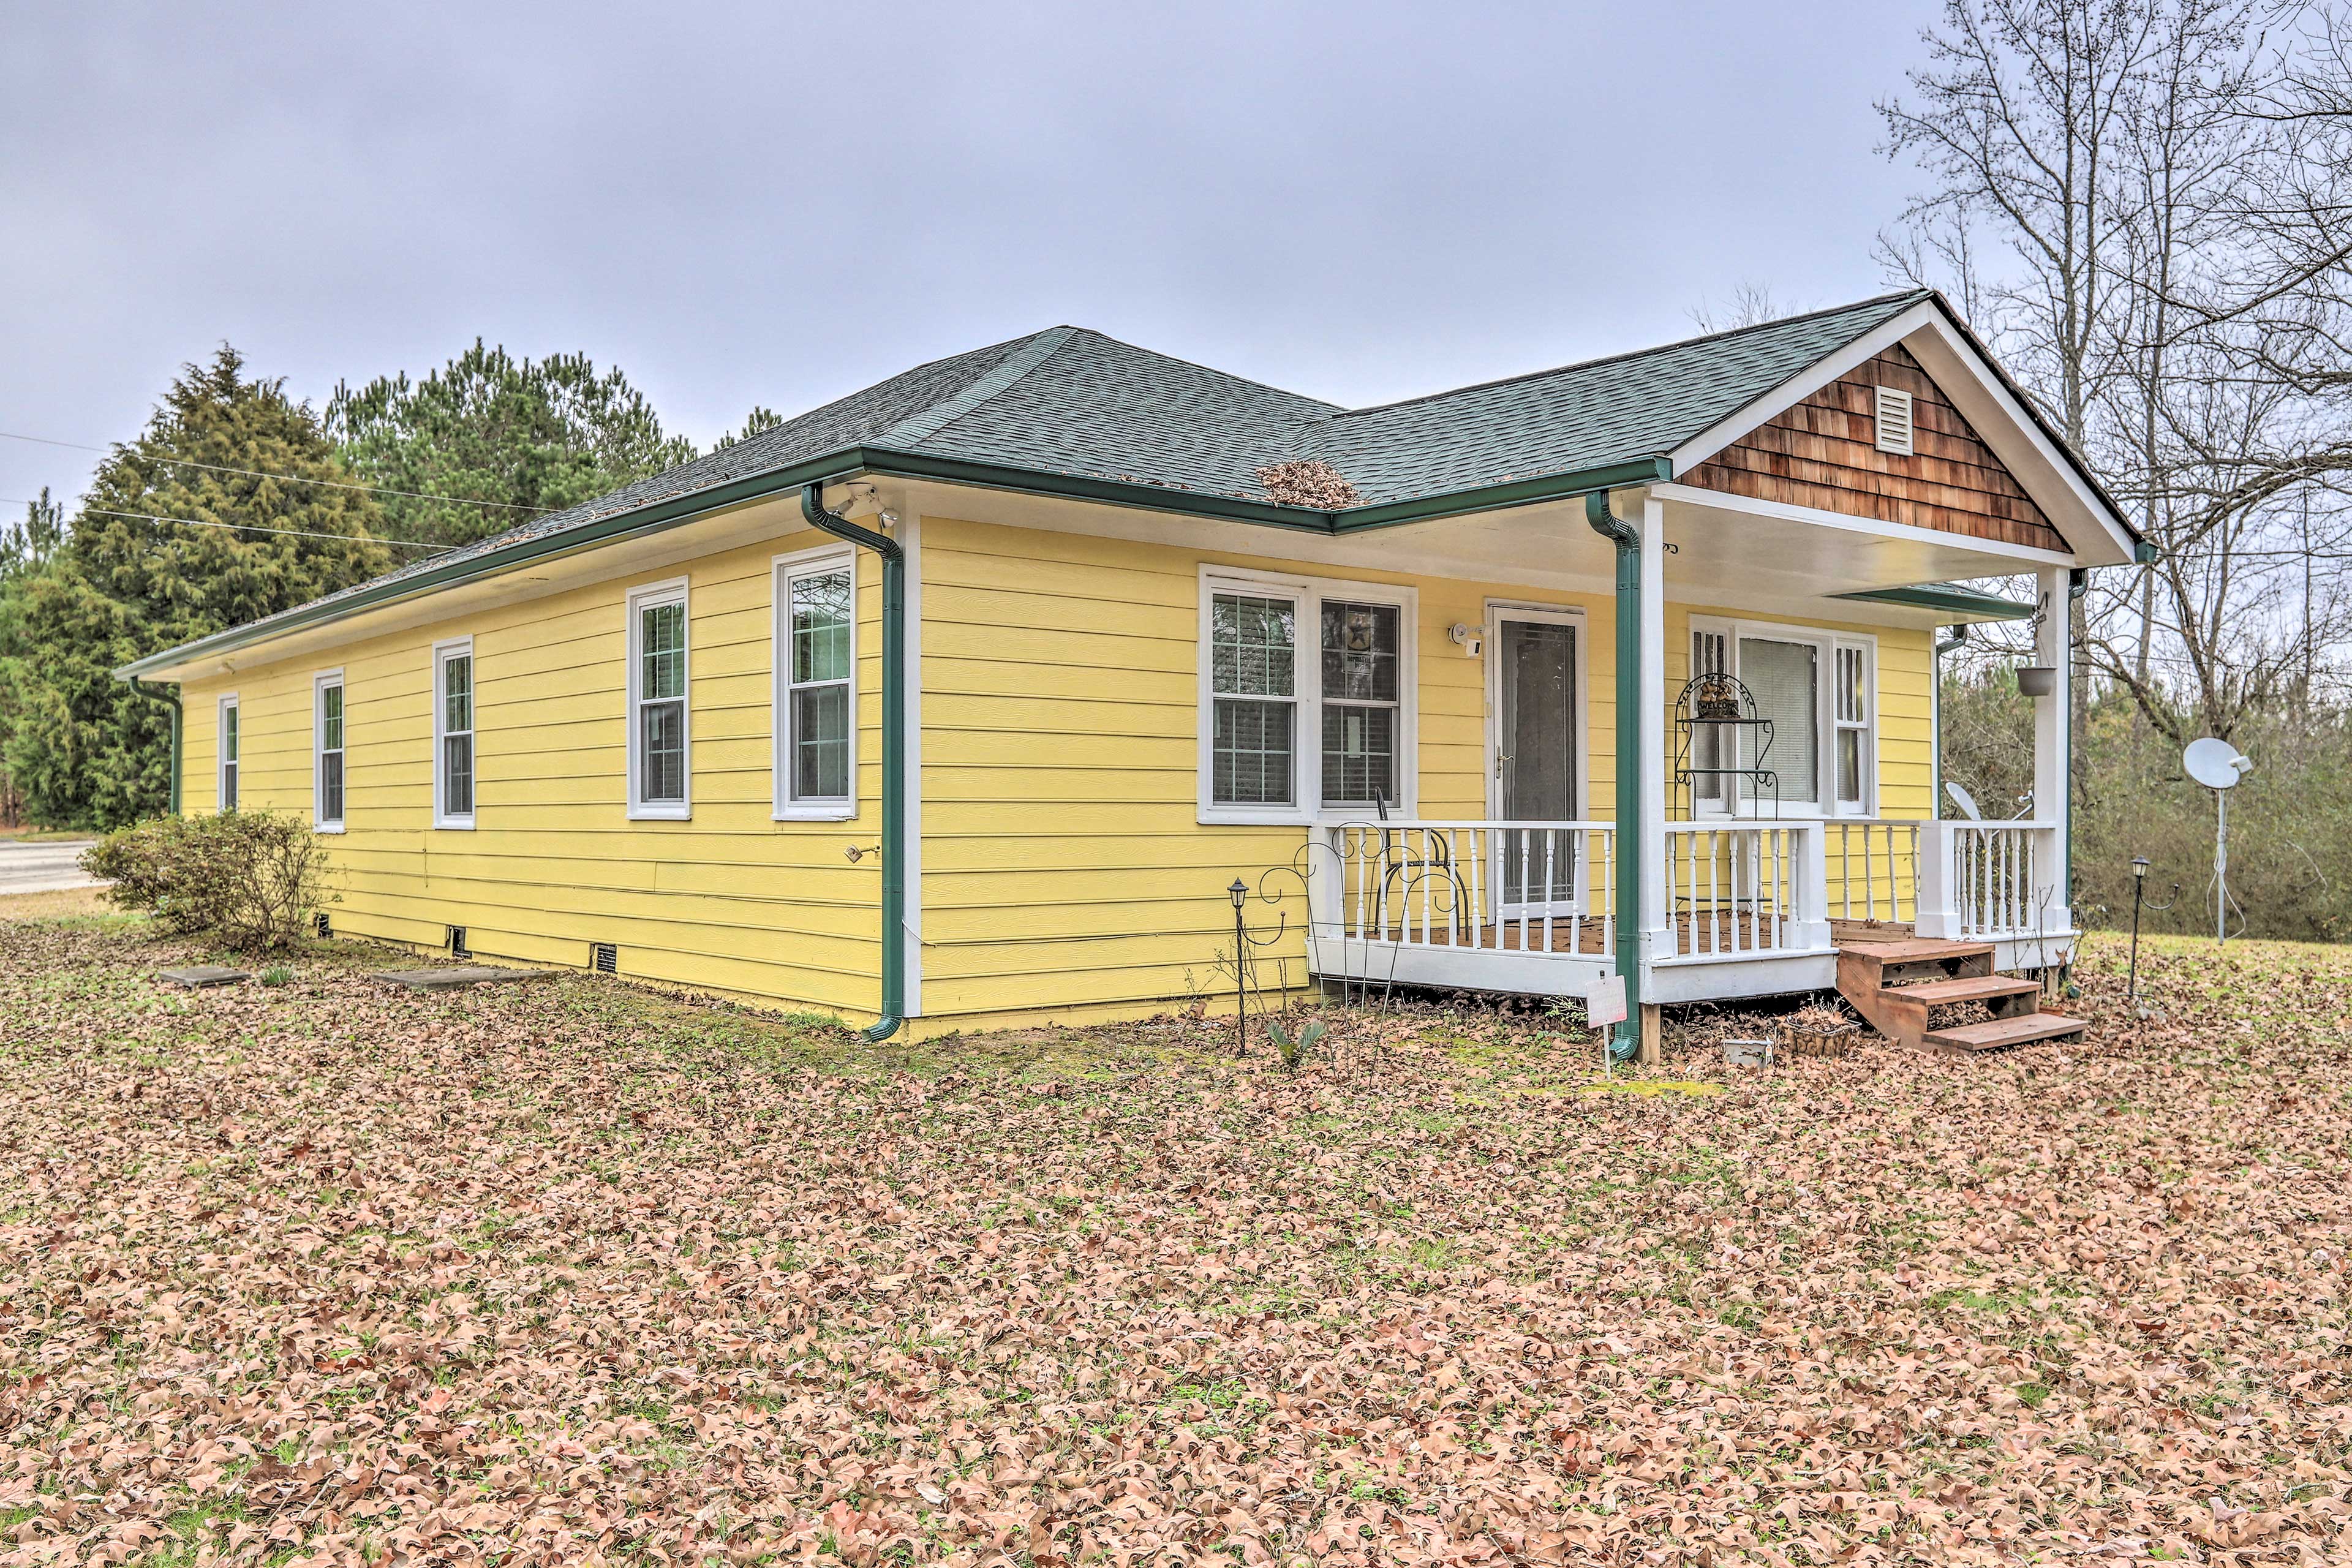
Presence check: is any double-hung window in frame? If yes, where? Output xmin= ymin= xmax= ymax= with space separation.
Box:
xmin=1200 ymin=570 xmax=1415 ymax=821
xmin=217 ymin=695 xmax=239 ymax=811
xmin=314 ymin=673 xmax=345 ymax=831
xmin=628 ymin=580 xmax=690 ymax=819
xmin=434 ymin=638 xmax=475 ymax=829
xmin=1687 ymin=617 xmax=1875 ymax=816
xmin=775 ymin=548 xmax=855 ymax=818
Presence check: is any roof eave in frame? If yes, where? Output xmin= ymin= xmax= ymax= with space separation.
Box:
xmin=1833 ymin=583 xmax=2035 ymax=621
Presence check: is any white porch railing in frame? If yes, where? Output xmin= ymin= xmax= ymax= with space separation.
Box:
xmin=1659 ymin=821 xmax=1831 ymax=960
xmin=1917 ymin=820 xmax=2067 ymax=941
xmin=1315 ymin=820 xmax=1614 ymax=953
xmin=1827 ymin=818 xmax=1922 ymax=924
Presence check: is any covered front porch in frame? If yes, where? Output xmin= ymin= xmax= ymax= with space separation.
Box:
xmin=1294 ymin=478 xmax=2082 ymax=1041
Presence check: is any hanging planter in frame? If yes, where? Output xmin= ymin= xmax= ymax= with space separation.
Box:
xmin=2016 ymin=665 xmax=2058 ymax=698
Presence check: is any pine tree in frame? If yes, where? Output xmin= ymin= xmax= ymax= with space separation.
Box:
xmin=0 ymin=489 xmax=66 ymax=823
xmin=4 ymin=347 xmax=393 ymax=829
xmin=712 ymin=405 xmax=785 ymax=453
xmin=326 ymin=342 xmax=701 ymax=548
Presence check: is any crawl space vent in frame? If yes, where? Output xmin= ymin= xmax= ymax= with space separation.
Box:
xmin=445 ymin=924 xmax=470 ymax=960
xmin=313 ymin=911 xmax=332 ymax=938
xmin=591 ymin=941 xmax=619 ymax=974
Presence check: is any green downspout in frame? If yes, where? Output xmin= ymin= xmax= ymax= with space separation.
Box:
xmin=126 ymin=676 xmax=183 ymax=815
xmin=802 ymin=483 xmax=906 ymax=1042
xmin=1585 ymin=492 xmax=1643 ymax=1063
xmin=1931 ymin=623 xmax=1967 ymax=818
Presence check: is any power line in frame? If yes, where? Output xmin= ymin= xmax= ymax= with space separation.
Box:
xmin=0 ymin=429 xmax=551 ymax=514
xmin=0 ymin=499 xmax=452 ymax=554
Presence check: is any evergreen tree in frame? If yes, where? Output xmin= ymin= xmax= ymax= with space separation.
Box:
xmin=712 ymin=405 xmax=785 ymax=453
xmin=0 ymin=489 xmax=67 ymax=823
xmin=326 ymin=342 xmax=701 ymax=548
xmin=4 ymin=347 xmax=393 ymax=829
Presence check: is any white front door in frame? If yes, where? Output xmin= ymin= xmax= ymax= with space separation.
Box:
xmin=1488 ymin=608 xmax=1585 ymax=917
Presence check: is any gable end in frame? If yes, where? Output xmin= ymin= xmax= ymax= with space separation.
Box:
xmin=1681 ymin=342 xmax=2067 ymax=553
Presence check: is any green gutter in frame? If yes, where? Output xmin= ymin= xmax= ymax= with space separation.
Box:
xmin=126 ymin=676 xmax=182 ymax=815
xmin=1584 ymin=491 xmax=1643 ymax=1064
xmin=118 ymin=443 xmax=1684 ymax=680
xmin=1833 ymin=584 xmax=2034 ymax=620
xmin=801 ymin=483 xmax=907 ymax=1043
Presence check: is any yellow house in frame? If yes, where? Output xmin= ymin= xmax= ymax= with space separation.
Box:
xmin=118 ymin=290 xmax=2142 ymax=1055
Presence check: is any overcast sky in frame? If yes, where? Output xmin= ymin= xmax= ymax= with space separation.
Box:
xmin=2 ymin=2 xmax=1939 ymax=512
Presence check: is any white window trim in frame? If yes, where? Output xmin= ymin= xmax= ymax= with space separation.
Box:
xmin=773 ymin=545 xmax=858 ymax=821
xmin=217 ymin=693 xmax=239 ymax=813
xmin=432 ymin=636 xmax=475 ymax=831
xmin=1686 ymin=616 xmax=1878 ymax=819
xmin=1196 ymin=565 xmax=1419 ymax=826
xmin=312 ymin=669 xmax=346 ymax=833
xmin=626 ymin=577 xmax=692 ymax=821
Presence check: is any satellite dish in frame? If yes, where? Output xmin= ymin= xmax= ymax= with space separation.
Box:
xmin=2184 ymin=737 xmax=2252 ymax=790
xmin=1945 ymin=780 xmax=1983 ymax=821
xmin=2182 ymin=738 xmax=2253 ymax=944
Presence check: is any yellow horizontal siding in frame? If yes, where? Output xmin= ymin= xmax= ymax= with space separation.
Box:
xmin=179 ymin=527 xmax=889 ymax=1020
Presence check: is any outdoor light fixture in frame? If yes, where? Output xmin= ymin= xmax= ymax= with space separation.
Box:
xmin=2125 ymin=856 xmax=2176 ymax=1009
xmin=1228 ymin=878 xmax=1248 ymax=910
xmin=2132 ymin=856 xmax=2149 ymax=881
xmin=1226 ymin=879 xmax=1250 ymax=1057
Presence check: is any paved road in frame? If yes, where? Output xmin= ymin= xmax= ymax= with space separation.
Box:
xmin=0 ymin=840 xmax=101 ymax=894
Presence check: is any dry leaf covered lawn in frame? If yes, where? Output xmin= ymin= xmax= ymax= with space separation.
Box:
xmin=3 ymin=921 xmax=2349 ymax=1567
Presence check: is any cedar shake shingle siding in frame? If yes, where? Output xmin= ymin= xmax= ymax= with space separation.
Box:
xmin=1684 ymin=344 xmax=2068 ymax=553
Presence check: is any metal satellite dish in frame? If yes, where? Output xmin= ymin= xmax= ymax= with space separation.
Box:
xmin=1945 ymin=780 xmax=1983 ymax=821
xmin=2182 ymin=738 xmax=2252 ymax=943
xmin=2184 ymin=737 xmax=2251 ymax=790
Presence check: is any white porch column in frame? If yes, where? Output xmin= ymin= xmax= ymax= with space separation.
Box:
xmin=2034 ymin=567 xmax=2075 ymax=932
xmin=1638 ymin=494 xmax=1672 ymax=967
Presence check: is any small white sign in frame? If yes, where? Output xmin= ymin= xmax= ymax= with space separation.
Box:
xmin=1586 ymin=973 xmax=1627 ymax=1028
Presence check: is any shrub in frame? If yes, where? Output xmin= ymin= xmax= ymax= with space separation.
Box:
xmin=81 ymin=811 xmax=334 ymax=951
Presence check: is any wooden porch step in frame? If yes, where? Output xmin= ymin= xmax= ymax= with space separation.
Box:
xmin=1893 ymin=974 xmax=2043 ymax=1006
xmin=1923 ymin=1012 xmax=2087 ymax=1054
xmin=1839 ymin=938 xmax=1995 ymax=965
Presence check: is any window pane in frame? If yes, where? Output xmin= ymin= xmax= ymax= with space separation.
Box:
xmin=640 ymin=698 xmax=686 ymax=802
xmin=1321 ymin=703 xmax=1396 ymax=806
xmin=443 ymin=655 xmax=472 ymax=733
xmin=1838 ymin=646 xmax=1866 ymax=723
xmin=1837 ymin=728 xmax=1863 ymax=803
xmin=322 ymin=686 xmax=343 ymax=752
xmin=222 ymin=761 xmax=237 ymax=811
xmin=1740 ymin=637 xmax=1817 ymax=802
xmin=1211 ymin=594 xmax=1294 ymax=698
xmin=1213 ymin=697 xmax=1292 ymax=805
xmin=1320 ymin=602 xmax=1398 ymax=702
xmin=322 ymin=751 xmax=344 ymax=821
xmin=223 ymin=707 xmax=238 ymax=763
xmin=443 ymin=734 xmax=472 ymax=816
xmin=791 ymin=571 xmax=853 ymax=684
xmin=792 ymin=684 xmax=850 ymax=799
xmin=641 ymin=602 xmax=685 ymax=701
xmin=1691 ymin=633 xmax=1725 ymax=804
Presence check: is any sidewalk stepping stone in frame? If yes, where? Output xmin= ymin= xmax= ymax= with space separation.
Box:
xmin=159 ymin=966 xmax=249 ymax=988
xmin=369 ymin=966 xmax=548 ymax=990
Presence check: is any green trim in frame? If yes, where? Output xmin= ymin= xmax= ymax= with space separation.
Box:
xmin=1833 ymin=584 xmax=2034 ymax=620
xmin=2135 ymin=539 xmax=2160 ymax=564
xmin=1585 ymin=492 xmax=1643 ymax=1064
xmin=115 ymin=443 xmax=1683 ymax=681
xmin=1329 ymin=458 xmax=1676 ymax=531
xmin=801 ymin=483 xmax=907 ymax=1043
xmin=127 ymin=676 xmax=181 ymax=815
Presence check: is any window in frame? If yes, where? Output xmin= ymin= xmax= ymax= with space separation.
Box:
xmin=434 ymin=638 xmax=474 ymax=828
xmin=1688 ymin=617 xmax=1876 ymax=816
xmin=1835 ymin=643 xmax=1871 ymax=809
xmin=1211 ymin=592 xmax=1298 ymax=807
xmin=1199 ymin=570 xmax=1415 ymax=821
xmin=1320 ymin=601 xmax=1400 ymax=808
xmin=628 ymin=580 xmax=690 ymax=818
xmin=775 ymin=549 xmax=855 ymax=817
xmin=1874 ymin=386 xmax=1915 ymax=455
xmin=217 ymin=695 xmax=239 ymax=811
xmin=314 ymin=673 xmax=345 ymax=831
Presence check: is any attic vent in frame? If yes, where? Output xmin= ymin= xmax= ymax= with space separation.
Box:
xmin=1874 ymin=386 xmax=1915 ymax=456
xmin=590 ymin=941 xmax=619 ymax=974
xmin=313 ymin=911 xmax=332 ymax=938
xmin=446 ymin=924 xmax=470 ymax=960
